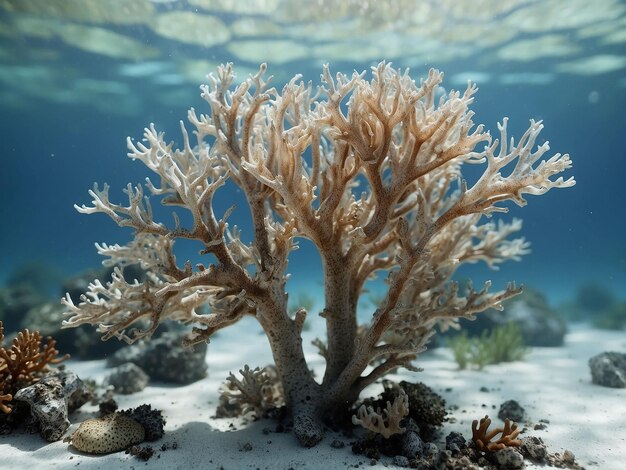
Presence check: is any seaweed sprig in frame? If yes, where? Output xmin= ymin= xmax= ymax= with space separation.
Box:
xmin=0 ymin=321 xmax=69 ymax=413
xmin=447 ymin=322 xmax=529 ymax=369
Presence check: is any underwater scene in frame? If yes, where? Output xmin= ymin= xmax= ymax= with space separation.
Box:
xmin=0 ymin=0 xmax=625 ymax=469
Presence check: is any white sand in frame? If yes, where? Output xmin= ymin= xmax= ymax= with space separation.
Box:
xmin=1 ymin=319 xmax=625 ymax=469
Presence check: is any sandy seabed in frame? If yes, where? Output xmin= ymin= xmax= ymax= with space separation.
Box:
xmin=1 ymin=319 xmax=625 ymax=470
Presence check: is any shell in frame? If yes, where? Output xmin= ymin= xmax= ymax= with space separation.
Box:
xmin=71 ymin=413 xmax=145 ymax=454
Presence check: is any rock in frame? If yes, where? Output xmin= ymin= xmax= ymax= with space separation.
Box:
xmin=403 ymin=417 xmax=421 ymax=434
xmin=395 ymin=381 xmax=446 ymax=429
xmin=521 ymin=436 xmax=548 ymax=461
xmin=13 ymin=369 xmax=88 ymax=441
xmin=588 ymin=351 xmax=626 ymax=388
xmin=423 ymin=442 xmax=439 ymax=460
xmin=498 ymin=400 xmax=526 ymax=422
xmin=0 ymin=284 xmax=47 ymax=333
xmin=119 ymin=404 xmax=165 ymax=441
xmin=459 ymin=289 xmax=566 ymax=346
xmin=491 ymin=447 xmax=524 ymax=469
xmin=445 ymin=431 xmax=467 ymax=452
xmin=392 ymin=455 xmax=410 ymax=467
xmin=562 ymin=449 xmax=576 ymax=464
xmin=21 ymin=301 xmax=125 ymax=360
xmin=70 ymin=413 xmax=145 ymax=454
xmin=105 ymin=363 xmax=149 ymax=394
xmin=401 ymin=431 xmax=424 ymax=458
xmin=107 ymin=331 xmax=207 ymax=384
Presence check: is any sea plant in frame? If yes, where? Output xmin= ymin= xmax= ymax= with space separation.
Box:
xmin=447 ymin=322 xmax=529 ymax=369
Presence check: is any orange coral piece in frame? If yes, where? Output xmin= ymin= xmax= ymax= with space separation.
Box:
xmin=0 ymin=320 xmax=69 ymax=413
xmin=472 ymin=415 xmax=522 ymax=452
xmin=0 ymin=393 xmax=13 ymax=414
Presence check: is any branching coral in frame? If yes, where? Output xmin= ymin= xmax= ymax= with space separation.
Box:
xmin=61 ymin=62 xmax=574 ymax=446
xmin=352 ymin=388 xmax=409 ymax=438
xmin=472 ymin=415 xmax=522 ymax=452
xmin=0 ymin=321 xmax=69 ymax=413
xmin=218 ymin=365 xmax=284 ymax=418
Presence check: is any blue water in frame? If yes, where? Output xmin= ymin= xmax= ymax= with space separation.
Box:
xmin=0 ymin=1 xmax=625 ymax=308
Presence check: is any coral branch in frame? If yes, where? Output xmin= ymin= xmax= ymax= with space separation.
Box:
xmin=0 ymin=321 xmax=69 ymax=413
xmin=352 ymin=389 xmax=409 ymax=438
xmin=472 ymin=415 xmax=522 ymax=452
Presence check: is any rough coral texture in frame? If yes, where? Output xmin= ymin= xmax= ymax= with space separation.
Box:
xmin=70 ymin=413 xmax=145 ymax=454
xmin=0 ymin=321 xmax=69 ymax=414
xmin=61 ymin=62 xmax=574 ymax=446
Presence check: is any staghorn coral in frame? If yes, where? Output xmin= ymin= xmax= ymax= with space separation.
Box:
xmin=472 ymin=415 xmax=522 ymax=452
xmin=0 ymin=320 xmax=69 ymax=413
xmin=61 ymin=62 xmax=573 ymax=446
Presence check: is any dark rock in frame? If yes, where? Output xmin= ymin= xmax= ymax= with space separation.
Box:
xmin=575 ymin=282 xmax=615 ymax=313
xmin=127 ymin=445 xmax=155 ymax=461
xmin=107 ymin=331 xmax=207 ymax=384
xmin=459 ymin=289 xmax=566 ymax=346
xmin=21 ymin=301 xmax=125 ymax=360
xmin=392 ymin=455 xmax=410 ymax=467
xmin=0 ymin=284 xmax=47 ymax=333
xmin=588 ymin=351 xmax=626 ymax=388
xmin=520 ymin=436 xmax=548 ymax=461
xmin=330 ymin=439 xmax=345 ymax=448
xmin=105 ymin=363 xmax=149 ymax=394
xmin=395 ymin=381 xmax=446 ymax=432
xmin=401 ymin=431 xmax=423 ymax=458
xmin=498 ymin=400 xmax=526 ymax=422
xmin=445 ymin=431 xmax=467 ymax=452
xmin=120 ymin=404 xmax=166 ymax=441
xmin=422 ymin=442 xmax=439 ymax=460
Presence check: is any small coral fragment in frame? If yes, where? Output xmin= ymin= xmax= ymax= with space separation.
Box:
xmin=472 ymin=415 xmax=522 ymax=452
xmin=0 ymin=320 xmax=69 ymax=417
xmin=218 ymin=364 xmax=283 ymax=418
xmin=352 ymin=389 xmax=409 ymax=438
xmin=71 ymin=413 xmax=145 ymax=454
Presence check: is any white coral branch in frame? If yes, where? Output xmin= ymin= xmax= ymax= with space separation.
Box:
xmin=352 ymin=389 xmax=409 ymax=439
